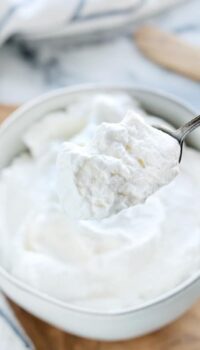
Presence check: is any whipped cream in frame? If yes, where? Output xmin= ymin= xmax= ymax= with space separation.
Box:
xmin=0 ymin=93 xmax=200 ymax=312
xmin=57 ymin=111 xmax=179 ymax=219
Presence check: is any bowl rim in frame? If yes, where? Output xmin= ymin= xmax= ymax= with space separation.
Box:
xmin=0 ymin=83 xmax=199 ymax=317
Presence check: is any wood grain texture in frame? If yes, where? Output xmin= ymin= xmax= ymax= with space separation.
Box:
xmin=1 ymin=104 xmax=200 ymax=349
xmin=8 ymin=299 xmax=200 ymax=350
xmin=134 ymin=25 xmax=200 ymax=81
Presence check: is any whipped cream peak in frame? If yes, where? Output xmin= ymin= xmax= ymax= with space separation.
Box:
xmin=57 ymin=111 xmax=180 ymax=220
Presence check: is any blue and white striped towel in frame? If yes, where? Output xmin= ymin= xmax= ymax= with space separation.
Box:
xmin=0 ymin=0 xmax=184 ymax=44
xmin=0 ymin=294 xmax=34 ymax=349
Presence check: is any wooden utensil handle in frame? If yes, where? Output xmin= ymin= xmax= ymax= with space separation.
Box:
xmin=134 ymin=25 xmax=200 ymax=81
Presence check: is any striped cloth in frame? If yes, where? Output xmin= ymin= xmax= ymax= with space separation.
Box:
xmin=0 ymin=0 xmax=184 ymax=44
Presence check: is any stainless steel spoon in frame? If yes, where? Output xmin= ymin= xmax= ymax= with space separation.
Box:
xmin=156 ymin=115 xmax=200 ymax=163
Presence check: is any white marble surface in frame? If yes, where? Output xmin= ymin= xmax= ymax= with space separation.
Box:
xmin=0 ymin=0 xmax=199 ymax=111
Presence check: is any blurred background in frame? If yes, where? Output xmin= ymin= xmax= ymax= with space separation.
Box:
xmin=0 ymin=0 xmax=199 ymax=109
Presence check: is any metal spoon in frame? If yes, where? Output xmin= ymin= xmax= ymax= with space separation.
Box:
xmin=155 ymin=115 xmax=200 ymax=163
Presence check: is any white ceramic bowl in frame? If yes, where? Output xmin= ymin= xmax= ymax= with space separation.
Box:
xmin=0 ymin=85 xmax=200 ymax=341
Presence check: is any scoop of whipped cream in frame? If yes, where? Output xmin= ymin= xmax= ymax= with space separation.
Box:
xmin=57 ymin=111 xmax=180 ymax=219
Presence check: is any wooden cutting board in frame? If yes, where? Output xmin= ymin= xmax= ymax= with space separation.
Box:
xmin=1 ymin=104 xmax=200 ymax=350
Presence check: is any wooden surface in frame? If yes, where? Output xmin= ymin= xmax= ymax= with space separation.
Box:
xmin=134 ymin=25 xmax=200 ymax=81
xmin=1 ymin=104 xmax=200 ymax=349
xmin=0 ymin=104 xmax=18 ymax=123
xmin=9 ymin=299 xmax=200 ymax=350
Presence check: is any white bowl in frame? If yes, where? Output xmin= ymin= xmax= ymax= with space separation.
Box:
xmin=0 ymin=85 xmax=200 ymax=341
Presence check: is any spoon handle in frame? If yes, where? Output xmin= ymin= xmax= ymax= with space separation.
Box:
xmin=176 ymin=115 xmax=200 ymax=142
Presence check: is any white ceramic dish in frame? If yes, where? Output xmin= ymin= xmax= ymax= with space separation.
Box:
xmin=0 ymin=85 xmax=200 ymax=341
